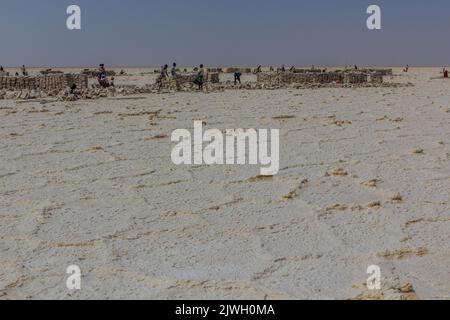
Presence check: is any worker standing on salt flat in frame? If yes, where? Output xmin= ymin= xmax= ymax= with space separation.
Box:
xmin=21 ymin=65 xmax=27 ymax=76
xmin=171 ymin=63 xmax=178 ymax=78
xmin=157 ymin=64 xmax=169 ymax=89
xmin=98 ymin=64 xmax=106 ymax=77
xmin=234 ymin=68 xmax=242 ymax=85
xmin=171 ymin=63 xmax=181 ymax=90
xmin=161 ymin=64 xmax=169 ymax=78
xmin=193 ymin=64 xmax=205 ymax=91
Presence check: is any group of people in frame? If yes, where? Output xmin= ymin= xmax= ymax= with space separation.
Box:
xmin=158 ymin=63 xmax=207 ymax=90
xmin=0 ymin=65 xmax=27 ymax=76
xmin=92 ymin=63 xmax=450 ymax=92
xmin=158 ymin=63 xmax=250 ymax=89
xmin=159 ymin=63 xmax=179 ymax=79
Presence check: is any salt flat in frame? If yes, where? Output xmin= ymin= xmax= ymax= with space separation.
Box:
xmin=0 ymin=68 xmax=449 ymax=299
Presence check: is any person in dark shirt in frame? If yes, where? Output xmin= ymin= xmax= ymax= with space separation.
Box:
xmin=234 ymin=69 xmax=242 ymax=85
xmin=171 ymin=63 xmax=178 ymax=77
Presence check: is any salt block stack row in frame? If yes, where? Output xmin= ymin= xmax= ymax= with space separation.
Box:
xmin=359 ymin=69 xmax=393 ymax=76
xmin=257 ymin=71 xmax=385 ymax=85
xmin=81 ymin=69 xmax=116 ymax=77
xmin=226 ymin=67 xmax=253 ymax=73
xmin=0 ymin=74 xmax=88 ymax=91
xmin=207 ymin=68 xmax=223 ymax=73
xmin=174 ymin=73 xmax=220 ymax=85
xmin=292 ymin=69 xmax=323 ymax=74
xmin=343 ymin=73 xmax=368 ymax=84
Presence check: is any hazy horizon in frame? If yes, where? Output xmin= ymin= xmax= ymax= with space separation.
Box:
xmin=2 ymin=0 xmax=450 ymax=67
xmin=0 ymin=65 xmax=448 ymax=69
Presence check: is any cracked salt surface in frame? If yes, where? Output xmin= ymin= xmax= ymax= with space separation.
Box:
xmin=0 ymin=68 xmax=449 ymax=299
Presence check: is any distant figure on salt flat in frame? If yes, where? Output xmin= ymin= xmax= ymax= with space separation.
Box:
xmin=430 ymin=68 xmax=450 ymax=80
xmin=98 ymin=64 xmax=106 ymax=76
xmin=234 ymin=69 xmax=242 ymax=85
xmin=193 ymin=64 xmax=205 ymax=90
xmin=354 ymin=65 xmax=358 ymax=70
xmin=161 ymin=64 xmax=169 ymax=78
xmin=0 ymin=66 xmax=4 ymax=72
xmin=21 ymin=65 xmax=28 ymax=76
xmin=171 ymin=63 xmax=178 ymax=77
xmin=97 ymin=64 xmax=111 ymax=88
xmin=156 ymin=64 xmax=169 ymax=89
xmin=281 ymin=65 xmax=286 ymax=72
xmin=403 ymin=65 xmax=409 ymax=72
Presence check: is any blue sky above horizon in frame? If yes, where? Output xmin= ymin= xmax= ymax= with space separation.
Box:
xmin=1 ymin=0 xmax=449 ymax=67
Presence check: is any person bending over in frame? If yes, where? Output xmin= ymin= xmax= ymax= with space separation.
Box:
xmin=234 ymin=69 xmax=242 ymax=85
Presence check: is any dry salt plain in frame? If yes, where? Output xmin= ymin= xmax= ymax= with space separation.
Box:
xmin=0 ymin=68 xmax=449 ymax=300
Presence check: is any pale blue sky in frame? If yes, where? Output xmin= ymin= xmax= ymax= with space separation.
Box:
xmin=1 ymin=0 xmax=449 ymax=67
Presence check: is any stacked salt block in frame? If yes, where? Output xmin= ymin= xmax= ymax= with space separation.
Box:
xmin=317 ymin=72 xmax=344 ymax=83
xmin=369 ymin=73 xmax=383 ymax=83
xmin=257 ymin=72 xmax=370 ymax=85
xmin=256 ymin=72 xmax=277 ymax=84
xmin=343 ymin=73 xmax=368 ymax=84
xmin=207 ymin=68 xmax=223 ymax=73
xmin=257 ymin=72 xmax=313 ymax=85
xmin=226 ymin=67 xmax=253 ymax=73
xmin=358 ymin=69 xmax=392 ymax=76
xmin=371 ymin=69 xmax=392 ymax=76
xmin=81 ymin=69 xmax=116 ymax=77
xmin=0 ymin=74 xmax=88 ymax=91
xmin=208 ymin=73 xmax=220 ymax=83
xmin=40 ymin=69 xmax=64 ymax=75
xmin=292 ymin=69 xmax=322 ymax=74
xmin=155 ymin=73 xmax=220 ymax=91
xmin=174 ymin=73 xmax=219 ymax=84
